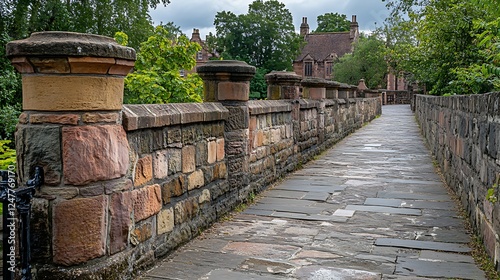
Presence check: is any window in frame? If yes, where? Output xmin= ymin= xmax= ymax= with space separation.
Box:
xmin=179 ymin=69 xmax=186 ymax=77
xmin=197 ymin=51 xmax=203 ymax=60
xmin=325 ymin=62 xmax=333 ymax=77
xmin=304 ymin=62 xmax=312 ymax=76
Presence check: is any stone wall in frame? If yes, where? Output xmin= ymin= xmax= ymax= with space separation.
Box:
xmin=414 ymin=93 xmax=500 ymax=268
xmin=7 ymin=33 xmax=382 ymax=279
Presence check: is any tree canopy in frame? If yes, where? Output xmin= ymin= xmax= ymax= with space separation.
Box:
xmin=333 ymin=33 xmax=387 ymax=89
xmin=314 ymin=12 xmax=350 ymax=33
xmin=123 ymin=25 xmax=203 ymax=104
xmin=383 ymin=0 xmax=500 ymax=95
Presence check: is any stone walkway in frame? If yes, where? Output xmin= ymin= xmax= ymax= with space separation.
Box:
xmin=140 ymin=105 xmax=486 ymax=280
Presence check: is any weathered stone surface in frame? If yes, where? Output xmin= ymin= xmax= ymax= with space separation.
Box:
xmin=7 ymin=31 xmax=136 ymax=60
xmin=157 ymin=207 xmax=174 ymax=235
xmin=82 ymin=112 xmax=120 ymax=123
xmin=168 ymin=148 xmax=182 ymax=174
xmin=182 ymin=145 xmax=196 ymax=173
xmin=188 ymin=169 xmax=205 ymax=191
xmin=199 ymin=189 xmax=211 ymax=204
xmin=30 ymin=113 xmax=80 ymax=125
xmin=162 ymin=175 xmax=186 ymax=204
xmin=63 ymin=125 xmax=129 ymax=185
xmin=110 ymin=191 xmax=132 ymax=254
xmin=31 ymin=198 xmax=51 ymax=261
xmin=22 ymin=76 xmax=125 ymax=111
xmin=153 ymin=150 xmax=169 ymax=179
xmin=207 ymin=140 xmax=217 ymax=164
xmin=131 ymin=222 xmax=153 ymax=245
xmin=53 ymin=196 xmax=107 ymax=265
xmin=132 ymin=184 xmax=162 ymax=222
xmin=16 ymin=125 xmax=62 ymax=185
xmin=134 ymin=155 xmax=153 ymax=187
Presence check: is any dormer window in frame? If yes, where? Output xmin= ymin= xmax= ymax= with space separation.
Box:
xmin=197 ymin=51 xmax=203 ymax=60
xmin=304 ymin=62 xmax=313 ymax=76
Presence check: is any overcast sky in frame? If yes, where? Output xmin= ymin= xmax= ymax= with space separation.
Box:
xmin=150 ymin=0 xmax=390 ymax=38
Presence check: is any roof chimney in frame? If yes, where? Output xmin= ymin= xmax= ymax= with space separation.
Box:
xmin=191 ymin=28 xmax=201 ymax=42
xmin=350 ymin=15 xmax=359 ymax=40
xmin=300 ymin=17 xmax=309 ymax=37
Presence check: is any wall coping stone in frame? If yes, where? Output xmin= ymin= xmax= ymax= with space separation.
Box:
xmin=298 ymin=99 xmax=321 ymax=109
xmin=301 ymin=77 xmax=328 ymax=88
xmin=265 ymin=71 xmax=302 ymax=85
xmin=122 ymin=103 xmax=228 ymax=131
xmin=197 ymin=60 xmax=256 ymax=81
xmin=338 ymin=83 xmax=350 ymax=90
xmin=6 ymin=31 xmax=136 ymax=60
xmin=323 ymin=99 xmax=337 ymax=106
xmin=248 ymin=100 xmax=292 ymax=115
xmin=325 ymin=81 xmax=341 ymax=89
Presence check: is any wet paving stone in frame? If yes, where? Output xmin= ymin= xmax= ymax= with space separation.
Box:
xmin=395 ymin=258 xmax=486 ymax=280
xmin=346 ymin=205 xmax=422 ymax=216
xmin=375 ymin=238 xmax=471 ymax=253
xmin=364 ymin=198 xmax=403 ymax=207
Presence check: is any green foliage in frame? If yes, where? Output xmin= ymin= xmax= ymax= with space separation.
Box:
xmin=124 ymin=25 xmax=203 ymax=104
xmin=0 ymin=140 xmax=16 ymax=170
xmin=333 ymin=33 xmax=387 ymax=88
xmin=383 ymin=0 xmax=500 ymax=95
xmin=314 ymin=12 xmax=350 ymax=33
xmin=250 ymin=68 xmax=269 ymax=100
xmin=213 ymin=0 xmax=302 ymax=71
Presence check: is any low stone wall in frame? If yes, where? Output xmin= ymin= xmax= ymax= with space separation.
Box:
xmin=7 ymin=32 xmax=382 ymax=280
xmin=414 ymin=92 xmax=500 ymax=267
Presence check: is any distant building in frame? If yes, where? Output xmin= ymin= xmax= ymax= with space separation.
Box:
xmin=189 ymin=28 xmax=218 ymax=74
xmin=293 ymin=15 xmax=359 ymax=79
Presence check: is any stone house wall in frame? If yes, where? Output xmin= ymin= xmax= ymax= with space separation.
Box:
xmin=414 ymin=93 xmax=500 ymax=268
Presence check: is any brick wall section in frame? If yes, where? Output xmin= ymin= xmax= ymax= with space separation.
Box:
xmin=414 ymin=92 xmax=500 ymax=267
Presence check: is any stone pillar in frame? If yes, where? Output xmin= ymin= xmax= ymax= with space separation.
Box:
xmin=197 ymin=60 xmax=256 ymax=203
xmin=7 ymin=32 xmax=135 ymax=273
xmin=349 ymin=85 xmax=358 ymax=98
xmin=338 ymin=83 xmax=350 ymax=99
xmin=301 ymin=78 xmax=327 ymax=100
xmin=265 ymin=71 xmax=301 ymax=100
xmin=326 ymin=81 xmax=340 ymax=99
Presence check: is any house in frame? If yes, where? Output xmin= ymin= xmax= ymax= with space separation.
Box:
xmin=293 ymin=15 xmax=359 ymax=79
xmin=188 ymin=28 xmax=218 ymax=74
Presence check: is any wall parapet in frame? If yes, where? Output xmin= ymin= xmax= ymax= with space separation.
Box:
xmin=415 ymin=92 xmax=500 ymax=269
xmin=122 ymin=103 xmax=229 ymax=131
xmin=8 ymin=32 xmax=382 ymax=280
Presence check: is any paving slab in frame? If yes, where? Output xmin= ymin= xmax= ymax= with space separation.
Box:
xmin=200 ymin=269 xmax=288 ymax=280
xmin=377 ymin=191 xmax=451 ymax=201
xmin=375 ymin=238 xmax=471 ymax=253
xmin=395 ymin=258 xmax=486 ymax=279
xmin=265 ymin=190 xmax=307 ymax=199
xmin=419 ymin=250 xmax=475 ymax=263
xmin=345 ymin=205 xmax=422 ymax=216
xmin=294 ymin=266 xmax=381 ymax=280
xmin=364 ymin=198 xmax=403 ymax=207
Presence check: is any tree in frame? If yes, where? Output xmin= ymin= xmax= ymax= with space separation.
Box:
xmin=213 ymin=0 xmax=302 ymax=98
xmin=383 ymin=0 xmax=499 ymax=95
xmin=214 ymin=0 xmax=302 ymax=71
xmin=333 ymin=33 xmax=387 ymax=88
xmin=123 ymin=25 xmax=203 ymax=104
xmin=314 ymin=12 xmax=350 ymax=33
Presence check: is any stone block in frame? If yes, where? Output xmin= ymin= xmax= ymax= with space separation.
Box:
xmin=157 ymin=207 xmax=174 ymax=235
xmin=109 ymin=191 xmax=132 ymax=254
xmin=31 ymin=198 xmax=50 ymax=261
xmin=153 ymin=150 xmax=169 ymax=179
xmin=82 ymin=112 xmax=120 ymax=123
xmin=216 ymin=138 xmax=225 ymax=161
xmin=53 ymin=196 xmax=107 ymax=266
xmin=109 ymin=59 xmax=135 ymax=75
xmin=105 ymin=179 xmax=133 ymax=194
xmin=29 ymin=114 xmax=80 ymax=125
xmin=207 ymin=140 xmax=217 ymax=164
xmin=10 ymin=56 xmax=34 ymax=73
xmin=199 ymin=189 xmax=211 ymax=204
xmin=134 ymin=155 xmax=153 ymax=187
xmin=161 ymin=175 xmax=186 ymax=204
xmin=63 ymin=125 xmax=129 ymax=185
xmin=214 ymin=161 xmax=228 ymax=179
xmin=132 ymin=184 xmax=162 ymax=222
xmin=22 ymin=76 xmax=124 ymax=111
xmin=196 ymin=141 xmax=208 ymax=167
xmin=174 ymin=200 xmax=187 ymax=225
xmin=168 ymin=148 xmax=182 ymax=174
xmin=218 ymin=82 xmax=249 ymax=101
xmin=182 ymin=145 xmax=196 ymax=173
xmin=68 ymin=56 xmax=115 ymax=74
xmin=16 ymin=125 xmax=62 ymax=185
xmin=131 ymin=222 xmax=152 ymax=246
xmin=29 ymin=57 xmax=70 ymax=73
xmin=188 ymin=169 xmax=205 ymax=191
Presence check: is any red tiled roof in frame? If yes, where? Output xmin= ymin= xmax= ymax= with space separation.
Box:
xmin=295 ymin=32 xmax=353 ymax=62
